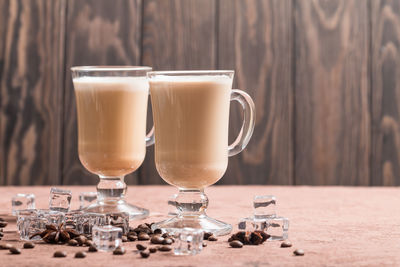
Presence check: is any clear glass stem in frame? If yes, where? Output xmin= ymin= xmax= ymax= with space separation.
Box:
xmin=176 ymin=189 xmax=209 ymax=216
xmin=97 ymin=175 xmax=127 ymax=204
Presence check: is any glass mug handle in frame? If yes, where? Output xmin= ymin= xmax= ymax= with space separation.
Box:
xmin=145 ymin=90 xmax=155 ymax=146
xmin=228 ymin=89 xmax=256 ymax=156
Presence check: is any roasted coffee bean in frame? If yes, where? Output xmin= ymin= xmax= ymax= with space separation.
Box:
xmin=138 ymin=224 xmax=149 ymax=229
xmin=0 ymin=243 xmax=13 ymax=250
xmin=202 ymin=242 xmax=207 ymax=247
xmin=161 ymin=233 xmax=168 ymax=238
xmin=75 ymin=251 xmax=86 ymax=258
xmin=9 ymin=247 xmax=21 ymax=254
xmin=68 ymin=239 xmax=79 ymax=246
xmin=229 ymin=240 xmax=243 ymax=248
xmin=140 ymin=251 xmax=150 ymax=258
xmin=85 ymin=240 xmax=94 ymax=247
xmin=293 ymin=249 xmax=305 ymax=256
xmin=113 ymin=246 xmax=125 ymax=255
xmin=149 ymin=247 xmax=157 ymax=253
xmin=203 ymin=232 xmax=213 ymax=240
xmin=127 ymin=234 xmax=137 ymax=241
xmin=122 ymin=235 xmax=128 ymax=242
xmin=162 ymin=238 xmax=173 ymax=245
xmin=158 ymin=245 xmax=172 ymax=252
xmin=53 ymin=251 xmax=67 ymax=258
xmin=153 ymin=228 xmax=162 ymax=235
xmin=150 ymin=235 xmax=164 ymax=244
xmin=88 ymin=246 xmax=97 ymax=252
xmin=138 ymin=233 xmax=150 ymax=241
xmin=208 ymin=236 xmax=218 ymax=241
xmin=0 ymin=221 xmax=8 ymax=228
xmin=23 ymin=242 xmax=35 ymax=249
xmin=136 ymin=244 xmax=147 ymax=251
xmin=75 ymin=235 xmax=87 ymax=246
xmin=281 ymin=241 xmax=292 ymax=248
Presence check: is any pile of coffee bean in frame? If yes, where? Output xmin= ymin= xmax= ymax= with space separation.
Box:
xmin=0 ymin=217 xmax=7 ymax=240
xmin=228 ymin=231 xmax=270 ymax=248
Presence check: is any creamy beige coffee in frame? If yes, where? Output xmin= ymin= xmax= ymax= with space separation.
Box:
xmin=150 ymin=75 xmax=233 ymax=189
xmin=74 ymin=77 xmax=149 ymax=177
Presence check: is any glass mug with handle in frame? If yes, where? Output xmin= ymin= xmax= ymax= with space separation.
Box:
xmin=148 ymin=70 xmax=255 ymax=235
xmin=71 ymin=66 xmax=154 ymax=219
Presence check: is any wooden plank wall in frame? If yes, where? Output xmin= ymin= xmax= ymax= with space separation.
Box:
xmin=1 ymin=0 xmax=400 ymax=186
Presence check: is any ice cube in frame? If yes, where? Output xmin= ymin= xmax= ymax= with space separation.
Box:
xmin=92 ymin=225 xmax=122 ymax=251
xmin=12 ymin=194 xmax=35 ymax=215
xmin=49 ymin=188 xmax=72 ymax=212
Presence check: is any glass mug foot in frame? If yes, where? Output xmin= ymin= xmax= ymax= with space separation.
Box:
xmin=152 ymin=214 xmax=232 ymax=237
xmin=152 ymin=189 xmax=232 ymax=236
xmin=84 ymin=201 xmax=149 ymax=220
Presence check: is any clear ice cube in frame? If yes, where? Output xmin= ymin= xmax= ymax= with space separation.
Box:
xmin=238 ymin=215 xmax=289 ymax=241
xmin=16 ymin=209 xmax=65 ymax=241
xmin=69 ymin=212 xmax=107 ymax=235
xmin=253 ymin=195 xmax=276 ymax=219
xmin=49 ymin=188 xmax=72 ymax=212
xmin=265 ymin=216 xmax=289 ymax=241
xmin=105 ymin=212 xmax=129 ymax=234
xmin=172 ymin=228 xmax=204 ymax=255
xmin=92 ymin=225 xmax=122 ymax=251
xmin=12 ymin=194 xmax=35 ymax=215
xmin=79 ymin=192 xmax=97 ymax=210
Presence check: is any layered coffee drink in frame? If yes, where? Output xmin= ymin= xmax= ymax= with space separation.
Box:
xmin=74 ymin=77 xmax=149 ymax=177
xmin=150 ymin=75 xmax=233 ymax=189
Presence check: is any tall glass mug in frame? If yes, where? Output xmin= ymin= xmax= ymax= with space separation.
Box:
xmin=71 ymin=66 xmax=154 ymax=219
xmin=149 ymin=70 xmax=255 ymax=235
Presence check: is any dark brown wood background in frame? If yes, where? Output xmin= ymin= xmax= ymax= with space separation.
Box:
xmin=0 ymin=0 xmax=399 ymax=186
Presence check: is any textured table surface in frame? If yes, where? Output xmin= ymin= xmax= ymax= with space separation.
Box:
xmin=0 ymin=186 xmax=399 ymax=267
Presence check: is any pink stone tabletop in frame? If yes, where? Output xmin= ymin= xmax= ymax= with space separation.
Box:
xmin=0 ymin=185 xmax=399 ymax=266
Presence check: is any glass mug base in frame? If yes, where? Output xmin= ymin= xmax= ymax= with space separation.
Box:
xmin=151 ymin=214 xmax=232 ymax=237
xmin=83 ymin=200 xmax=149 ymax=220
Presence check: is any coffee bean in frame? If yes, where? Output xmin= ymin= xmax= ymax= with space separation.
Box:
xmin=149 ymin=247 xmax=157 ymax=253
xmin=138 ymin=233 xmax=150 ymax=241
xmin=138 ymin=224 xmax=149 ymax=229
xmin=162 ymin=238 xmax=173 ymax=245
xmin=158 ymin=245 xmax=171 ymax=252
xmin=53 ymin=251 xmax=67 ymax=258
xmin=161 ymin=233 xmax=169 ymax=238
xmin=68 ymin=239 xmax=79 ymax=246
xmin=208 ymin=236 xmax=218 ymax=241
xmin=150 ymin=235 xmax=164 ymax=244
xmin=85 ymin=240 xmax=93 ymax=247
xmin=122 ymin=235 xmax=128 ymax=242
xmin=9 ymin=247 xmax=21 ymax=254
xmin=0 ymin=221 xmax=8 ymax=228
xmin=203 ymin=232 xmax=213 ymax=240
xmin=0 ymin=243 xmax=13 ymax=250
xmin=88 ymin=246 xmax=97 ymax=252
xmin=113 ymin=246 xmax=125 ymax=255
xmin=281 ymin=241 xmax=292 ymax=248
xmin=75 ymin=235 xmax=87 ymax=246
xmin=153 ymin=229 xmax=162 ymax=235
xmin=140 ymin=251 xmax=150 ymax=258
xmin=229 ymin=240 xmax=243 ymax=248
xmin=136 ymin=244 xmax=147 ymax=251
xmin=75 ymin=251 xmax=86 ymax=258
xmin=23 ymin=242 xmax=35 ymax=249
xmin=202 ymin=242 xmax=207 ymax=247
xmin=127 ymin=234 xmax=137 ymax=241
xmin=293 ymin=249 xmax=305 ymax=256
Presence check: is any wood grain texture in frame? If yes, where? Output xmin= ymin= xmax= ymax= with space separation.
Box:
xmin=294 ymin=0 xmax=370 ymax=185
xmin=217 ymin=0 xmax=293 ymax=185
xmin=140 ymin=0 xmax=217 ymax=184
xmin=62 ymin=0 xmax=142 ymax=185
xmin=371 ymin=0 xmax=400 ymax=186
xmin=0 ymin=0 xmax=65 ymax=185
